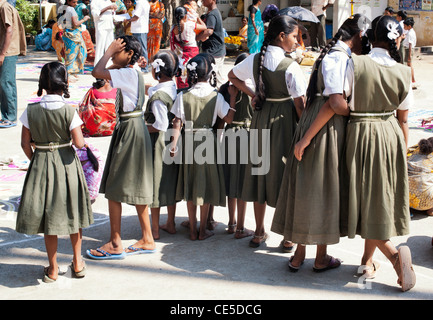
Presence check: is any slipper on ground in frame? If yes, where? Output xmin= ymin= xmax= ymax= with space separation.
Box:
xmin=86 ymin=248 xmax=126 ymax=260
xmin=125 ymin=245 xmax=156 ymax=256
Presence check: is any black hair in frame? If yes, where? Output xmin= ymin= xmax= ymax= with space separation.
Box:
xmin=404 ymin=17 xmax=414 ymax=27
xmin=116 ymin=35 xmax=142 ymax=65
xmin=151 ymin=50 xmax=181 ymax=80
xmin=37 ymin=61 xmax=70 ymax=98
xmin=385 ymin=6 xmax=395 ymax=13
xmin=174 ymin=6 xmax=188 ymax=45
xmin=397 ymin=10 xmax=408 ymax=19
xmin=365 ymin=15 xmax=402 ymax=63
xmin=93 ymin=78 xmax=107 ymax=89
xmin=186 ymin=53 xmax=217 ymax=87
xmin=254 ymin=15 xmax=298 ymax=110
xmin=418 ymin=137 xmax=433 ymax=155
xmin=305 ymin=14 xmax=368 ymax=109
xmin=248 ymin=0 xmax=260 ymax=12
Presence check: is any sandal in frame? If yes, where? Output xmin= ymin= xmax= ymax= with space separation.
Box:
xmin=249 ymin=232 xmax=269 ymax=248
xmin=227 ymin=223 xmax=237 ymax=234
xmin=0 ymin=120 xmax=17 ymax=128
xmin=288 ymin=256 xmax=303 ymax=273
xmin=234 ymin=227 xmax=254 ymax=239
xmin=358 ymin=261 xmax=380 ymax=279
xmin=394 ymin=246 xmax=416 ymax=292
xmin=70 ymin=261 xmax=87 ymax=278
xmin=313 ymin=256 xmax=341 ymax=273
xmin=43 ymin=266 xmax=58 ymax=283
xmin=280 ymin=240 xmax=295 ymax=253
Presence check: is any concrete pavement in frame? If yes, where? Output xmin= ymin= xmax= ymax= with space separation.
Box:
xmin=1 ymin=46 xmax=433 ymax=301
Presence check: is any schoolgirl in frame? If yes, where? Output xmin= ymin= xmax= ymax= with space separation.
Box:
xmin=170 ymin=53 xmax=237 ymax=240
xmin=228 ymin=15 xmax=306 ymax=248
xmin=87 ymin=35 xmax=155 ymax=259
xmin=271 ymin=14 xmax=368 ymax=272
xmin=16 ymin=62 xmax=93 ymax=282
xmin=219 ymin=52 xmax=254 ymax=239
xmin=144 ymin=50 xmax=180 ymax=239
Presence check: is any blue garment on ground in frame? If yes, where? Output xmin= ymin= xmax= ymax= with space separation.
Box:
xmin=35 ymin=28 xmax=53 ymax=51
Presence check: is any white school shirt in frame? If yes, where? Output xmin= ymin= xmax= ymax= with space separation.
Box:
xmin=109 ymin=68 xmax=139 ymax=112
xmin=403 ymin=28 xmax=416 ymax=48
xmin=20 ymin=95 xmax=83 ymax=131
xmin=131 ymin=0 xmax=150 ymax=34
xmin=91 ymin=0 xmax=115 ymax=30
xmin=147 ymin=80 xmax=177 ymax=132
xmin=231 ymin=45 xmax=307 ymax=99
xmin=348 ymin=47 xmax=413 ymax=111
xmin=321 ymin=40 xmax=353 ymax=97
xmin=171 ymin=82 xmax=231 ymax=125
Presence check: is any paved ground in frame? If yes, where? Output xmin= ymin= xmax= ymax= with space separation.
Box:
xmin=1 ymin=46 xmax=433 ymax=302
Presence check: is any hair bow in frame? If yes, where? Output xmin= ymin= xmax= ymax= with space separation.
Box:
xmin=210 ymin=63 xmax=216 ymax=72
xmin=187 ymin=61 xmax=197 ymax=71
xmin=151 ymin=58 xmax=166 ymax=73
xmin=386 ymin=21 xmax=400 ymax=40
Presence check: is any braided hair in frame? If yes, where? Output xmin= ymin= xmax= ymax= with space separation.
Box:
xmin=305 ymin=14 xmax=368 ymax=109
xmin=365 ymin=15 xmax=403 ymax=63
xmin=174 ymin=6 xmax=188 ymax=45
xmin=254 ymin=15 xmax=298 ymax=110
xmin=37 ymin=62 xmax=70 ymax=98
xmin=186 ymin=53 xmax=217 ymax=87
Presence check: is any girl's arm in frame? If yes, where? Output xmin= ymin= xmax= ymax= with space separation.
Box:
xmin=397 ymin=109 xmax=409 ymax=148
xmin=250 ymin=12 xmax=258 ymax=35
xmin=407 ymin=43 xmax=413 ymax=66
xmin=293 ymin=96 xmax=305 ymax=119
xmin=92 ymin=38 xmax=126 ymax=79
xmin=170 ymin=117 xmax=182 ymax=157
xmin=21 ymin=126 xmax=33 ymax=160
xmin=293 ymin=94 xmax=348 ymax=161
xmin=227 ymin=70 xmax=255 ymax=98
xmin=195 ymin=17 xmax=208 ymax=32
xmin=221 ymin=85 xmax=238 ymax=124
xmin=71 ymin=14 xmax=90 ymax=28
xmin=71 ymin=126 xmax=85 ymax=149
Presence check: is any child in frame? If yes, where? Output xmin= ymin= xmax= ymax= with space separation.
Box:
xmin=271 ymin=14 xmax=368 ymax=272
xmin=144 ymin=51 xmax=180 ymax=239
xmin=78 ymin=78 xmax=117 ymax=136
xmin=86 ymin=35 xmax=155 ymax=259
xmin=228 ymin=15 xmax=306 ymax=248
xmin=170 ymin=6 xmax=207 ymax=89
xmin=16 ymin=62 xmax=93 ymax=282
xmin=219 ymin=52 xmax=254 ymax=239
xmin=170 ymin=53 xmax=238 ymax=240
xmin=124 ymin=0 xmax=135 ymax=36
xmin=403 ymin=17 xmax=417 ymax=88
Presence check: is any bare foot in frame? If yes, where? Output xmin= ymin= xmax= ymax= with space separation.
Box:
xmin=199 ymin=229 xmax=214 ymax=240
xmin=160 ymin=222 xmax=176 ymax=234
xmin=227 ymin=223 xmax=236 ymax=234
xmin=234 ymin=227 xmax=254 ymax=239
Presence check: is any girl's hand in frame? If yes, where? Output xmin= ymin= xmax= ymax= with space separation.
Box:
xmin=169 ymin=144 xmax=178 ymax=158
xmin=294 ymin=137 xmax=311 ymax=161
xmin=107 ymin=38 xmax=126 ymax=55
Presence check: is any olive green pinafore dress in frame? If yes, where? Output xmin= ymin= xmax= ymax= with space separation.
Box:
xmin=16 ymin=103 xmax=93 ymax=235
xmin=99 ymin=71 xmax=154 ymax=205
xmin=175 ymin=89 xmax=226 ymax=206
xmin=343 ymin=55 xmax=411 ymax=240
xmin=241 ymin=55 xmax=298 ymax=208
xmin=144 ymin=90 xmax=179 ymax=208
xmin=271 ymin=47 xmax=349 ymax=245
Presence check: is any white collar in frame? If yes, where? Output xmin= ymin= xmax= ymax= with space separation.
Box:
xmin=369 ymin=47 xmax=392 ymax=58
xmin=40 ymin=94 xmax=66 ymax=103
xmin=266 ymin=45 xmax=286 ymax=57
xmin=336 ymin=40 xmax=352 ymax=55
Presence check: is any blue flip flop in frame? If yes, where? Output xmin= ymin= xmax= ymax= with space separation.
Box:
xmin=86 ymin=248 xmax=126 ymax=260
xmin=0 ymin=120 xmax=17 ymax=128
xmin=125 ymin=245 xmax=156 ymax=256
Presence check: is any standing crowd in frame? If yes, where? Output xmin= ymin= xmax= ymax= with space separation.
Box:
xmin=0 ymin=0 xmax=425 ymax=293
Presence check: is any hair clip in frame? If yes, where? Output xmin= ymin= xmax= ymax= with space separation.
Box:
xmin=386 ymin=21 xmax=400 ymax=40
xmin=187 ymin=61 xmax=197 ymax=71
xmin=151 ymin=58 xmax=166 ymax=73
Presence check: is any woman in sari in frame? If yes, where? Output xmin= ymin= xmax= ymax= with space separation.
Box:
xmin=61 ymin=0 xmax=90 ymax=77
xmin=170 ymin=6 xmax=207 ymax=89
xmin=147 ymin=0 xmax=165 ymax=61
xmin=247 ymin=0 xmax=264 ymax=54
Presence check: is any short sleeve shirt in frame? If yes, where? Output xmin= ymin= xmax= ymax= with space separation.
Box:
xmin=0 ymin=0 xmax=26 ymax=56
xmin=109 ymin=68 xmax=139 ymax=112
xmin=201 ymin=8 xmax=226 ymax=58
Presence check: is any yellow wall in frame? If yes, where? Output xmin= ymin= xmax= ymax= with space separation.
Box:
xmin=389 ymin=0 xmax=433 ymax=46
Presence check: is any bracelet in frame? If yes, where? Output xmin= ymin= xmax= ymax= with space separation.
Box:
xmin=229 ymin=107 xmax=236 ymax=112
xmin=169 ymin=145 xmax=178 ymax=153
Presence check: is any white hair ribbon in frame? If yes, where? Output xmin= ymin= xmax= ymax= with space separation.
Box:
xmin=178 ymin=57 xmax=186 ymax=71
xmin=151 ymin=58 xmax=165 ymax=73
xmin=386 ymin=21 xmax=400 ymax=40
xmin=187 ymin=61 xmax=197 ymax=71
xmin=210 ymin=63 xmax=216 ymax=72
